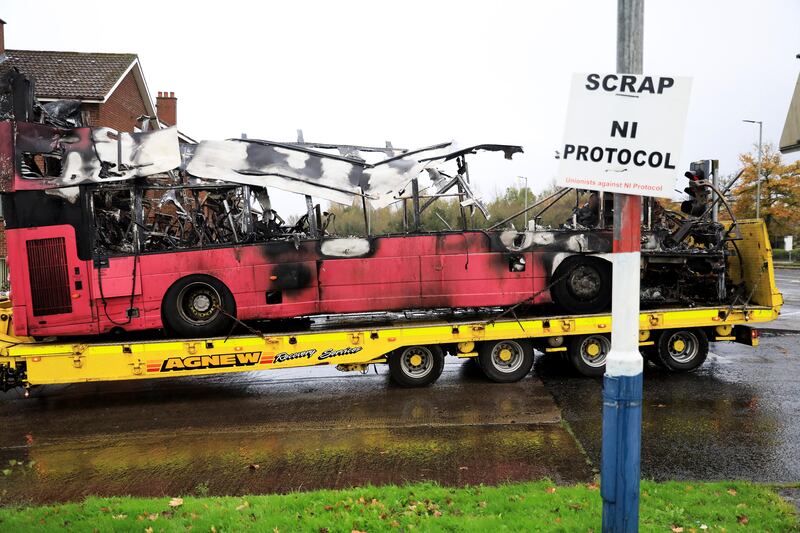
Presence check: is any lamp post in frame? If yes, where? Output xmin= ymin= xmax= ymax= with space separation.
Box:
xmin=742 ymin=119 xmax=763 ymax=219
xmin=518 ymin=176 xmax=529 ymax=229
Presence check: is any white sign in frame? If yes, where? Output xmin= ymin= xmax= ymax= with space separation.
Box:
xmin=557 ymin=72 xmax=692 ymax=198
xmin=786 ymin=235 xmax=794 ymax=252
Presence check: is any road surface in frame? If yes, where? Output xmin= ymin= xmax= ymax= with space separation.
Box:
xmin=0 ymin=271 xmax=797 ymax=504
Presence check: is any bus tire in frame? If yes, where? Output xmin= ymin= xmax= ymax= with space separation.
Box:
xmin=551 ymin=256 xmax=612 ymax=314
xmin=477 ymin=339 xmax=534 ymax=383
xmin=568 ymin=333 xmax=611 ymax=377
xmin=162 ymin=274 xmax=236 ymax=338
xmin=656 ymin=328 xmax=708 ymax=372
xmin=388 ymin=345 xmax=444 ymax=387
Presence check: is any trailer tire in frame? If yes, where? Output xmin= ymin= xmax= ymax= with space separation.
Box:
xmin=656 ymin=328 xmax=708 ymax=372
xmin=389 ymin=345 xmax=444 ymax=387
xmin=162 ymin=275 xmax=236 ymax=338
xmin=551 ymin=256 xmax=612 ymax=314
xmin=477 ymin=339 xmax=534 ymax=383
xmin=569 ymin=333 xmax=611 ymax=377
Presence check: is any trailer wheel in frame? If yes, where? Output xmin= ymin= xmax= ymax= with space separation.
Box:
xmin=569 ymin=334 xmax=611 ymax=377
xmin=657 ymin=328 xmax=708 ymax=372
xmin=551 ymin=257 xmax=612 ymax=314
xmin=477 ymin=339 xmax=534 ymax=383
xmin=162 ymin=275 xmax=236 ymax=338
xmin=389 ymin=345 xmax=444 ymax=387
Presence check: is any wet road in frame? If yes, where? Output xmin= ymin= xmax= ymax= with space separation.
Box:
xmin=773 ymin=267 xmax=800 ymax=331
xmin=0 ymin=364 xmax=592 ymax=505
xmin=0 ymin=272 xmax=797 ymax=505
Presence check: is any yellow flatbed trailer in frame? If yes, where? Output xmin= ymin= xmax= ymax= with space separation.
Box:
xmin=0 ymin=220 xmax=784 ymax=391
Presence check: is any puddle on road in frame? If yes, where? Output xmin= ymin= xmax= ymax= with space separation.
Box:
xmin=0 ymin=424 xmax=591 ymax=505
xmin=0 ymin=364 xmax=592 ymax=505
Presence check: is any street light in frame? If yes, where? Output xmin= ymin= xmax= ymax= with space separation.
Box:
xmin=742 ymin=119 xmax=763 ymax=219
xmin=517 ymin=176 xmax=529 ymax=229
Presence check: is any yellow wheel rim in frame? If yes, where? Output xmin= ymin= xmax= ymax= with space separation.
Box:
xmin=498 ymin=348 xmax=513 ymax=362
xmin=409 ymin=354 xmax=423 ymax=367
xmin=586 ymin=343 xmax=601 ymax=357
xmin=673 ymin=339 xmax=686 ymax=352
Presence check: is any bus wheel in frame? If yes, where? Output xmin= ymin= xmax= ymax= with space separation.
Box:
xmin=388 ymin=345 xmax=444 ymax=387
xmin=477 ymin=339 xmax=534 ymax=383
xmin=163 ymin=275 xmax=236 ymax=338
xmin=551 ymin=257 xmax=612 ymax=314
xmin=568 ymin=334 xmax=611 ymax=377
xmin=657 ymin=329 xmax=708 ymax=372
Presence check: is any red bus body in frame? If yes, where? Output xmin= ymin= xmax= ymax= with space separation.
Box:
xmin=6 ymin=224 xmax=559 ymax=337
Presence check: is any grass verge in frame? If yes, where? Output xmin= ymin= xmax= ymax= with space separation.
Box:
xmin=0 ymin=480 xmax=797 ymax=532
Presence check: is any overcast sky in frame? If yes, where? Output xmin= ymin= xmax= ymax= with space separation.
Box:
xmin=3 ymin=0 xmax=799 ymax=215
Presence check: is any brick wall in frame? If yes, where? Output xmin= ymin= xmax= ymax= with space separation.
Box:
xmin=94 ymin=70 xmax=148 ymax=132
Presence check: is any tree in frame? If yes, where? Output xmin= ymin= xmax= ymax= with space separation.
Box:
xmin=731 ymin=143 xmax=800 ymax=240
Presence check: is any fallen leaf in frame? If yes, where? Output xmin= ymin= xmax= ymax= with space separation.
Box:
xmin=700 ymin=526 xmax=708 ymax=531
xmin=737 ymin=515 xmax=749 ymax=525
xmin=586 ymin=483 xmax=599 ymax=491
xmin=352 ymin=530 xmax=366 ymax=533
xmin=319 ymin=529 xmax=329 ymax=533
xmin=161 ymin=510 xmax=174 ymax=519
xmin=671 ymin=527 xmax=684 ymax=533
xmin=169 ymin=497 xmax=184 ymax=508
xmin=1 ymin=469 xmax=11 ymax=476
xmin=112 ymin=514 xmax=127 ymax=520
xmin=147 ymin=513 xmax=158 ymax=521
xmin=145 ymin=527 xmax=153 ymax=533
xmin=236 ymin=501 xmax=250 ymax=511
xmin=390 ymin=522 xmax=400 ymax=528
xmin=546 ymin=487 xmax=557 ymax=494
xmin=324 ymin=505 xmax=334 ymax=511
xmin=249 ymin=464 xmax=260 ymax=470
xmin=211 ymin=527 xmax=217 ymax=533
xmin=478 ymin=501 xmax=487 ymax=508
xmin=433 ymin=511 xmax=442 ymax=517
xmin=458 ymin=466 xmax=468 ymax=471
xmin=99 ymin=507 xmax=111 ymax=513
xmin=727 ymin=488 xmax=737 ymax=496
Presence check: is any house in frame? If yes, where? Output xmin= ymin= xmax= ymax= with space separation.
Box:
xmin=780 ymin=67 xmax=800 ymax=155
xmin=0 ymin=18 xmax=194 ymax=283
xmin=0 ymin=19 xmax=194 ymax=138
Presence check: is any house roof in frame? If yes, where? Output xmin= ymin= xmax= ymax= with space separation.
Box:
xmin=0 ymin=49 xmax=137 ymax=100
xmin=780 ymin=72 xmax=800 ymax=154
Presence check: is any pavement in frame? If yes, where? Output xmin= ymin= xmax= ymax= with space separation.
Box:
xmin=0 ymin=270 xmax=798 ymax=505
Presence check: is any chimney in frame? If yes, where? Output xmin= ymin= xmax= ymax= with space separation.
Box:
xmin=0 ymin=19 xmax=6 ymax=57
xmin=156 ymin=91 xmax=177 ymax=126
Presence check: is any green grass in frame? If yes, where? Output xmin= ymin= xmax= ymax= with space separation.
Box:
xmin=0 ymin=480 xmax=796 ymax=532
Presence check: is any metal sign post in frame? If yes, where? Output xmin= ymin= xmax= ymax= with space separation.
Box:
xmin=602 ymin=2 xmax=644 ymax=531
xmin=555 ymin=2 xmax=692 ymax=529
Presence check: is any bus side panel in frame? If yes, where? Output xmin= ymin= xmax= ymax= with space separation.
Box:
xmin=6 ymin=225 xmax=96 ymax=336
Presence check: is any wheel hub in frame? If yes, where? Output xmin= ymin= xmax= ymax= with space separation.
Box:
xmin=586 ymin=342 xmax=601 ymax=357
xmin=498 ymin=348 xmax=513 ymax=362
xmin=569 ymin=266 xmax=601 ymax=299
xmin=192 ymin=294 xmax=212 ymax=313
xmin=409 ymin=354 xmax=423 ymax=367
xmin=673 ymin=339 xmax=686 ymax=352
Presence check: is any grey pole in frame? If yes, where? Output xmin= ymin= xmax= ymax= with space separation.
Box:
xmin=757 ymin=121 xmax=763 ymax=219
xmin=743 ymin=120 xmax=763 ymax=219
xmin=518 ymin=176 xmax=529 ymax=229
